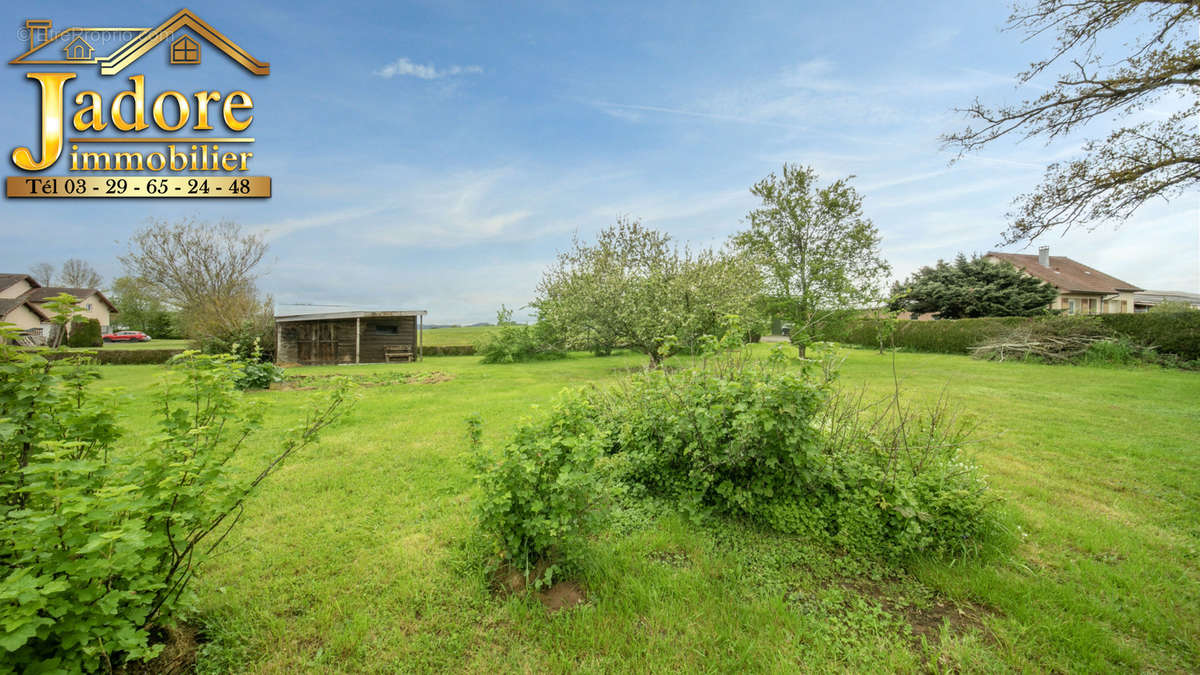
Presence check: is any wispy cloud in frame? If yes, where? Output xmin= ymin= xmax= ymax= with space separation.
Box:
xmin=374 ymin=57 xmax=483 ymax=80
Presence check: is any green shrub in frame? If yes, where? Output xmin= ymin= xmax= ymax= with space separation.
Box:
xmin=476 ymin=323 xmax=565 ymax=364
xmin=66 ymin=318 xmax=102 ymax=348
xmin=0 ymin=330 xmax=351 ymax=672
xmin=195 ymin=319 xmax=276 ymax=362
xmin=1081 ymin=338 xmax=1144 ymax=366
xmin=590 ymin=336 xmax=999 ymax=560
xmin=828 ymin=313 xmax=1200 ymax=363
xmin=229 ymin=339 xmax=284 ymax=390
xmin=821 ymin=317 xmax=1027 ymax=354
xmin=1099 ymin=311 xmax=1200 ymax=361
xmin=467 ymin=391 xmax=607 ymax=581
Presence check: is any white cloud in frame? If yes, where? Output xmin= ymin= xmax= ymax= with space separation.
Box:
xmin=374 ymin=57 xmax=483 ymax=80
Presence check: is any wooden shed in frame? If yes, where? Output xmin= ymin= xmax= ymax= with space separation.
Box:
xmin=274 ymin=310 xmax=427 ymax=365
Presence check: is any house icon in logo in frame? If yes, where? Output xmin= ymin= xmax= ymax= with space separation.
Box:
xmin=10 ymin=8 xmax=269 ymax=75
xmin=63 ymin=35 xmax=93 ymax=61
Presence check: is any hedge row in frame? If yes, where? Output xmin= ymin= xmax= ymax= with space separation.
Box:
xmin=822 ymin=312 xmax=1200 ymax=360
xmin=423 ymin=345 xmax=476 ymax=356
xmin=821 ymin=317 xmax=1027 ymax=355
xmin=1097 ymin=312 xmax=1200 ymax=361
xmin=39 ymin=349 xmax=186 ymax=364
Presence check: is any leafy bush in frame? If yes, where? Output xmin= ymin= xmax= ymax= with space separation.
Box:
xmin=230 ymin=339 xmax=284 ymax=390
xmin=1081 ymin=338 xmax=1145 ymax=366
xmin=66 ymin=318 xmax=102 ymax=348
xmin=467 ymin=391 xmax=607 ymax=582
xmin=195 ymin=318 xmax=276 ymax=362
xmin=591 ymin=343 xmax=997 ymax=559
xmin=0 ymin=331 xmax=351 ymax=672
xmin=475 ymin=308 xmax=565 ymax=364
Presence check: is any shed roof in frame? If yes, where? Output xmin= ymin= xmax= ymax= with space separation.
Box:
xmin=275 ymin=310 xmax=427 ymax=323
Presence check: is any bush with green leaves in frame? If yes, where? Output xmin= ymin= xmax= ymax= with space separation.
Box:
xmin=589 ymin=327 xmax=1000 ymax=560
xmin=467 ymin=390 xmax=607 ymax=582
xmin=230 ymin=339 xmax=285 ymax=390
xmin=475 ymin=306 xmax=565 ymax=364
xmin=0 ymin=328 xmax=351 ymax=672
xmin=66 ymin=318 xmax=102 ymax=348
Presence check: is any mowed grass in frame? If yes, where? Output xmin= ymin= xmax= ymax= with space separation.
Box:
xmin=96 ymin=347 xmax=1200 ymax=673
xmin=421 ymin=325 xmax=499 ymax=346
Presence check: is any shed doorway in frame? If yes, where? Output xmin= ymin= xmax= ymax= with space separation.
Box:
xmin=296 ymin=321 xmax=338 ymax=364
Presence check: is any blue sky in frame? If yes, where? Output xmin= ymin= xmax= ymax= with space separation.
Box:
xmin=1 ymin=0 xmax=1196 ymax=324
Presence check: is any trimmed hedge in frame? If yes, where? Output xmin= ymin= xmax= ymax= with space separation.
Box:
xmin=38 ymin=349 xmax=185 ymax=364
xmin=423 ymin=345 xmax=475 ymax=356
xmin=66 ymin=318 xmax=102 ymax=348
xmin=822 ymin=317 xmax=1027 ymax=354
xmin=823 ymin=313 xmax=1200 ymax=360
xmin=1099 ymin=312 xmax=1200 ymax=361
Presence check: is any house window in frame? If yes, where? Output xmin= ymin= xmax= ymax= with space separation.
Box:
xmin=1066 ymin=299 xmax=1078 ymax=315
xmin=170 ymin=35 xmax=200 ymax=64
xmin=374 ymin=324 xmax=399 ymax=335
xmin=86 ymin=303 xmax=93 ymax=311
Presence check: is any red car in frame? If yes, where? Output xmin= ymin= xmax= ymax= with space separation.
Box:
xmin=103 ymin=330 xmax=152 ymax=343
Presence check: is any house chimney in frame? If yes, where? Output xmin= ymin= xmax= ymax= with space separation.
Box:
xmin=1038 ymin=246 xmax=1050 ymax=267
xmin=25 ymin=19 xmax=51 ymax=52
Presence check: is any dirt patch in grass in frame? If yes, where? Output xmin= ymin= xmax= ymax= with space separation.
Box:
xmin=842 ymin=578 xmax=997 ymax=651
xmin=539 ymin=581 xmax=587 ymax=612
xmin=118 ymin=623 xmax=202 ymax=675
xmin=491 ymin=562 xmax=588 ymax=613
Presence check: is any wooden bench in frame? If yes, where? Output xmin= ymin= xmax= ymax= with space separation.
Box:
xmin=384 ymin=345 xmax=414 ymax=363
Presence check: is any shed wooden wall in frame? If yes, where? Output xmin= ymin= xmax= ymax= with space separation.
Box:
xmin=277 ymin=316 xmax=418 ymax=365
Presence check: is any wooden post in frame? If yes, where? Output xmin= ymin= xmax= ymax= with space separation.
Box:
xmin=275 ymin=323 xmax=281 ymax=364
xmin=355 ymin=317 xmax=361 ymax=364
xmin=418 ymin=314 xmax=423 ymax=361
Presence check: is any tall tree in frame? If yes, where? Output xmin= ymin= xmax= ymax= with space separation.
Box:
xmin=945 ymin=0 xmax=1199 ymax=243
xmin=733 ymin=164 xmax=891 ymax=356
xmin=533 ymin=217 xmax=760 ymax=364
xmin=889 ymin=253 xmax=1059 ymax=319
xmin=119 ymin=219 xmax=269 ymax=341
xmin=57 ymin=258 xmax=102 ymax=289
xmin=28 ymin=262 xmax=55 ymax=286
xmin=108 ymin=276 xmax=181 ymax=338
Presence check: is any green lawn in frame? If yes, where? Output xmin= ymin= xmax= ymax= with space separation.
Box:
xmin=96 ymin=347 xmax=1199 ymax=672
xmin=421 ymin=325 xmax=499 ymax=346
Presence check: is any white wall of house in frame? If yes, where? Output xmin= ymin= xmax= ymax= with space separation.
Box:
xmin=2 ymin=304 xmax=44 ymax=330
xmin=37 ymin=293 xmax=114 ymax=332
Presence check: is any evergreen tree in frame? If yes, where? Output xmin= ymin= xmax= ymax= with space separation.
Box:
xmin=890 ymin=254 xmax=1058 ymax=319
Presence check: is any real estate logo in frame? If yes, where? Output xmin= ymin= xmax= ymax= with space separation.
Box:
xmin=6 ymin=8 xmax=271 ymax=198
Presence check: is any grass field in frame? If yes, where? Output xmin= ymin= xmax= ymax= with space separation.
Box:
xmin=421 ymin=325 xmax=499 ymax=346
xmin=96 ymin=347 xmax=1199 ymax=672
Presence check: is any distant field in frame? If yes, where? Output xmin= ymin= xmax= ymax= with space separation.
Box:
xmin=421 ymin=325 xmax=499 ymax=346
